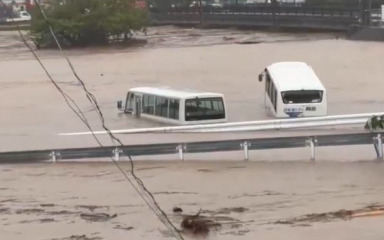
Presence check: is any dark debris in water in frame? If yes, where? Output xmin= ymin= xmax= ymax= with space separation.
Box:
xmin=19 ymin=218 xmax=56 ymax=224
xmin=229 ymin=191 xmax=283 ymax=199
xmin=48 ymin=210 xmax=80 ymax=215
xmin=80 ymin=213 xmax=117 ymax=222
xmin=181 ymin=211 xmax=221 ymax=237
xmin=51 ymin=235 xmax=102 ymax=240
xmin=113 ymin=225 xmax=134 ymax=231
xmin=274 ymin=204 xmax=384 ymax=226
xmin=15 ymin=208 xmax=45 ymax=214
xmin=153 ymin=191 xmax=197 ymax=195
xmin=180 ymin=208 xmax=247 ymax=237
xmin=173 ymin=207 xmax=183 ymax=213
xmin=0 ymin=207 xmax=10 ymax=214
xmin=40 ymin=218 xmax=56 ymax=223
xmin=76 ymin=205 xmax=107 ymax=212
xmin=40 ymin=203 xmax=55 ymax=207
xmin=202 ymin=207 xmax=248 ymax=215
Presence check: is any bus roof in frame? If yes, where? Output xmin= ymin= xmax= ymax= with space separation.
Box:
xmin=129 ymin=87 xmax=224 ymax=99
xmin=266 ymin=62 xmax=325 ymax=92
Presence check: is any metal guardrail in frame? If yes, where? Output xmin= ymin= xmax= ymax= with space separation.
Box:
xmin=167 ymin=6 xmax=361 ymax=17
xmin=1 ymin=132 xmax=383 ymax=163
xmin=151 ymin=6 xmax=383 ymax=30
xmin=151 ymin=11 xmax=360 ymax=30
xmin=59 ymin=112 xmax=384 ymax=136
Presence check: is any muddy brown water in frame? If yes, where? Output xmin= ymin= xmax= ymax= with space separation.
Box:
xmin=1 ymin=28 xmax=384 ymax=155
xmin=1 ymin=26 xmax=384 ymax=239
xmin=1 ymin=161 xmax=384 ymax=240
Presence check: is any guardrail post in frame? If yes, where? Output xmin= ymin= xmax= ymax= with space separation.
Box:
xmin=241 ymin=141 xmax=250 ymax=161
xmin=373 ymin=134 xmax=383 ymax=159
xmin=177 ymin=144 xmax=184 ymax=161
xmin=306 ymin=137 xmax=317 ymax=161
xmin=50 ymin=151 xmax=59 ymax=163
xmin=113 ymin=148 xmax=122 ymax=161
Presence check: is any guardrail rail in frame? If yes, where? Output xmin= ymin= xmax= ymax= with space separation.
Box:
xmin=1 ymin=132 xmax=383 ymax=163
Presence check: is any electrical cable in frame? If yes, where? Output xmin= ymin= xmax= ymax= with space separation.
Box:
xmin=13 ymin=2 xmax=183 ymax=239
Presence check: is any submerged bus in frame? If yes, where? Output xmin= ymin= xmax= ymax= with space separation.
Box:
xmin=117 ymin=87 xmax=227 ymax=125
xmin=258 ymin=62 xmax=327 ymax=118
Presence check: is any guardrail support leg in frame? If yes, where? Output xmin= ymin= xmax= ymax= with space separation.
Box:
xmin=50 ymin=151 xmax=57 ymax=163
xmin=113 ymin=148 xmax=121 ymax=161
xmin=306 ymin=138 xmax=317 ymax=161
xmin=374 ymin=134 xmax=383 ymax=159
xmin=241 ymin=142 xmax=250 ymax=161
xmin=178 ymin=145 xmax=184 ymax=161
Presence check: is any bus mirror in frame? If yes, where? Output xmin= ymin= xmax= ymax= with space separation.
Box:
xmin=117 ymin=100 xmax=122 ymax=109
xmin=258 ymin=73 xmax=264 ymax=82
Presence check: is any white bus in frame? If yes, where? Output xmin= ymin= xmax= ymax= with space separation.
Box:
xmin=258 ymin=62 xmax=327 ymax=118
xmin=117 ymin=87 xmax=227 ymax=125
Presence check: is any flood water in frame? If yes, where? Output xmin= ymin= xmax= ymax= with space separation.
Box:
xmin=1 ymin=26 xmax=384 ymax=239
xmin=1 ymin=161 xmax=384 ymax=240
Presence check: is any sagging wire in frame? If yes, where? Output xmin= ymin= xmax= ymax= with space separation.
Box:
xmin=13 ymin=1 xmax=184 ymax=239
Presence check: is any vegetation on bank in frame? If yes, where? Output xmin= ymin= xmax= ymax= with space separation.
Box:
xmin=30 ymin=0 xmax=149 ymax=48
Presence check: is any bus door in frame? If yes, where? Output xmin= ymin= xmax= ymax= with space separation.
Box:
xmin=134 ymin=95 xmax=142 ymax=117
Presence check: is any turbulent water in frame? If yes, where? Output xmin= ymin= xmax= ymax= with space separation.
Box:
xmin=1 ymin=26 xmax=384 ymax=239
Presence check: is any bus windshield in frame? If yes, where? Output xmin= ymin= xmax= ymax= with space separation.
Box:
xmin=281 ymin=90 xmax=323 ymax=104
xmin=185 ymin=97 xmax=225 ymax=121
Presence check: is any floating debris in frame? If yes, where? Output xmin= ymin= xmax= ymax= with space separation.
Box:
xmin=173 ymin=207 xmax=183 ymax=213
xmin=80 ymin=213 xmax=117 ymax=222
xmin=15 ymin=208 xmax=44 ymax=214
xmin=202 ymin=207 xmax=248 ymax=215
xmin=0 ymin=207 xmax=10 ymax=214
xmin=153 ymin=191 xmax=197 ymax=195
xmin=181 ymin=209 xmax=221 ymax=237
xmin=54 ymin=235 xmax=102 ymax=240
xmin=275 ymin=204 xmax=384 ymax=226
xmin=76 ymin=205 xmax=106 ymax=212
xmin=40 ymin=203 xmax=55 ymax=207
xmin=39 ymin=218 xmax=55 ymax=223
xmin=114 ymin=225 xmax=134 ymax=231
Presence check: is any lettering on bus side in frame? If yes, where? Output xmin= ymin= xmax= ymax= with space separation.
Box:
xmin=305 ymin=106 xmax=317 ymax=111
xmin=283 ymin=107 xmax=304 ymax=118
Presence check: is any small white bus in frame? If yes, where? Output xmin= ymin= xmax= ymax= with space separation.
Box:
xmin=258 ymin=62 xmax=327 ymax=118
xmin=117 ymin=87 xmax=227 ymax=125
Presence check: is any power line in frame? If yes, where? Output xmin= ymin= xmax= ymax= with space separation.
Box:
xmin=14 ymin=2 xmax=184 ymax=239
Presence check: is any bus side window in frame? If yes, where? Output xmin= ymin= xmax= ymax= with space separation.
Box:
xmin=155 ymin=96 xmax=162 ymax=116
xmin=144 ymin=95 xmax=155 ymax=115
xmin=142 ymin=94 xmax=148 ymax=113
xmin=269 ymin=82 xmax=277 ymax=112
xmin=273 ymin=88 xmax=277 ymax=111
xmin=162 ymin=98 xmax=169 ymax=118
xmin=155 ymin=96 xmax=169 ymax=118
xmin=266 ymin=79 xmax=270 ymax=97
xmin=169 ymin=99 xmax=180 ymax=120
xmin=266 ymin=72 xmax=271 ymax=97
